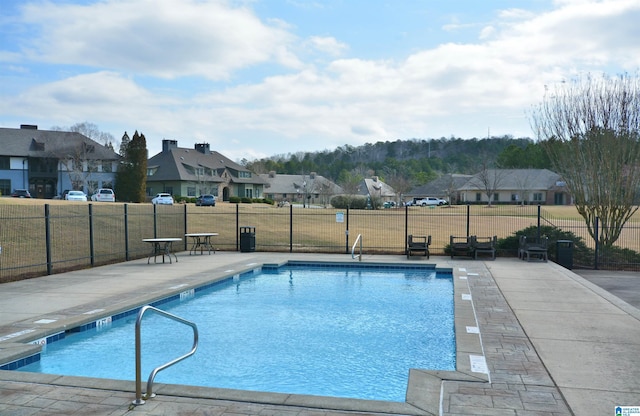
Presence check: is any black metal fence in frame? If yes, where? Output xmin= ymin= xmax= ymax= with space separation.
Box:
xmin=1 ymin=203 xmax=638 ymax=282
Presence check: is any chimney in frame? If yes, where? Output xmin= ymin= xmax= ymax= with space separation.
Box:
xmin=268 ymin=171 xmax=276 ymax=178
xmin=20 ymin=124 xmax=38 ymax=130
xmin=162 ymin=139 xmax=178 ymax=153
xmin=195 ymin=143 xmax=210 ymax=154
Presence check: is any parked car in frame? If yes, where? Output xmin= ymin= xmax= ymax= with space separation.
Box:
xmin=152 ymin=193 xmax=174 ymax=205
xmin=416 ymin=197 xmax=447 ymax=206
xmin=91 ymin=188 xmax=116 ymax=202
xmin=65 ymin=191 xmax=88 ymax=201
xmin=11 ymin=189 xmax=31 ymax=198
xmin=195 ymin=194 xmax=216 ymax=206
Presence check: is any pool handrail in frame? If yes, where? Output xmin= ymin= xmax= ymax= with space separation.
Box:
xmin=133 ymin=305 xmax=199 ymax=405
xmin=351 ymin=234 xmax=362 ymax=261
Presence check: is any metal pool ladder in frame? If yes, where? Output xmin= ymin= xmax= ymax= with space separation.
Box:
xmin=132 ymin=305 xmax=199 ymax=406
xmin=351 ymin=233 xmax=363 ymax=261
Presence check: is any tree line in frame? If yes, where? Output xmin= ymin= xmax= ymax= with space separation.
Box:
xmin=244 ymin=135 xmax=552 ymax=187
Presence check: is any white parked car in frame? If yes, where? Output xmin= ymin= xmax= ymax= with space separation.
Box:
xmin=65 ymin=191 xmax=87 ymax=201
xmin=152 ymin=193 xmax=174 ymax=205
xmin=416 ymin=197 xmax=447 ymax=206
xmin=91 ymin=188 xmax=115 ymax=202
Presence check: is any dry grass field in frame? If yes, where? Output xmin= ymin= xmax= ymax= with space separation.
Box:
xmin=1 ymin=197 xmax=639 ymax=282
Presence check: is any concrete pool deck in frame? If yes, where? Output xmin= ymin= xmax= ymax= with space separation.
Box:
xmin=0 ymin=252 xmax=639 ymax=415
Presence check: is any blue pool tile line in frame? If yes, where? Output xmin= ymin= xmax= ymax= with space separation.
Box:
xmin=0 ymin=353 xmax=40 ymax=370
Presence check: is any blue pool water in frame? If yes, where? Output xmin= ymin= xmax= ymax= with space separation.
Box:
xmin=17 ymin=264 xmax=455 ymax=402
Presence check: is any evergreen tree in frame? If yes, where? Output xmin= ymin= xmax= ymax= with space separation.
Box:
xmin=115 ymin=131 xmax=147 ymax=202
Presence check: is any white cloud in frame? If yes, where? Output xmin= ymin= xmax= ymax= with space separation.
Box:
xmin=18 ymin=0 xmax=300 ymax=79
xmin=2 ymin=0 xmax=639 ymax=160
xmin=307 ymin=36 xmax=348 ymax=57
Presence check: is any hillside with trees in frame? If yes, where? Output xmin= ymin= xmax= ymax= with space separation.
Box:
xmin=244 ymin=135 xmax=551 ymax=186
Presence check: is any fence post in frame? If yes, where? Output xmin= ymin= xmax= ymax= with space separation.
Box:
xmin=45 ymin=204 xmax=52 ymax=275
xmin=124 ymin=204 xmax=130 ymax=261
xmin=235 ymin=204 xmax=239 ymax=251
xmin=345 ymin=207 xmax=350 ymax=254
xmin=183 ymin=204 xmax=188 ymax=251
xmin=153 ymin=204 xmax=158 ymax=238
xmin=466 ymin=204 xmax=470 ymax=237
xmin=289 ymin=204 xmax=293 ymax=253
xmin=537 ymin=205 xmax=541 ymax=240
xmin=594 ymin=216 xmax=600 ymax=270
xmin=89 ymin=204 xmax=95 ymax=267
xmin=404 ymin=205 xmax=409 ymax=256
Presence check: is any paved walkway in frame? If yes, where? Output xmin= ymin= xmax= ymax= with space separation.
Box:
xmin=0 ymin=253 xmax=638 ymax=415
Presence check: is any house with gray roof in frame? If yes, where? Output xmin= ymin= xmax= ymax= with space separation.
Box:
xmin=259 ymin=171 xmax=343 ymax=207
xmin=457 ymin=168 xmax=571 ymax=205
xmin=0 ymin=124 xmax=120 ymax=198
xmin=408 ymin=173 xmax=473 ymax=205
xmin=358 ymin=176 xmax=396 ymax=204
xmin=146 ymin=139 xmax=267 ymax=201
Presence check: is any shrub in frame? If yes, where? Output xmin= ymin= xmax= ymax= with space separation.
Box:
xmin=330 ymin=195 xmax=368 ymax=209
xmin=497 ymin=225 xmax=593 ymax=264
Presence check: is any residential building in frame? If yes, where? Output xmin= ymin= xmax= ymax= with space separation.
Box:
xmin=358 ymin=176 xmax=396 ymax=204
xmin=0 ymin=125 xmax=119 ymax=198
xmin=146 ymin=140 xmax=266 ymax=201
xmin=408 ymin=173 xmax=473 ymax=205
xmin=259 ymin=171 xmax=343 ymax=207
xmin=457 ymin=168 xmax=571 ymax=205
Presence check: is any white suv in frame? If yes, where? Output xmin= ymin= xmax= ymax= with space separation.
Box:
xmin=152 ymin=193 xmax=174 ymax=205
xmin=91 ymin=188 xmax=115 ymax=202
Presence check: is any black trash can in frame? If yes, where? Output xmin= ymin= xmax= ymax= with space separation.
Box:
xmin=556 ymin=240 xmax=573 ymax=269
xmin=240 ymin=226 xmax=256 ymax=252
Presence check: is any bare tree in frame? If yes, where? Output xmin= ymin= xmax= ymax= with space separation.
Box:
xmin=52 ymin=122 xmax=117 ymax=149
xmin=383 ymin=169 xmax=411 ymax=206
xmin=474 ymin=165 xmax=505 ymax=207
xmin=514 ymin=171 xmax=533 ymax=206
xmin=530 ymin=73 xmax=640 ymax=247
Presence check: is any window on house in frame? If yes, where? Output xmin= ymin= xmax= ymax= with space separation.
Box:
xmin=475 ymin=192 xmax=481 ymax=201
xmin=0 ymin=156 xmax=9 ymax=170
xmin=533 ymin=193 xmax=543 ymax=201
xmin=164 ymin=187 xmax=173 ymax=195
xmin=0 ymin=179 xmax=10 ymax=196
xmin=187 ymin=187 xmax=196 ymax=196
xmin=102 ymin=161 xmax=112 ymax=173
xmin=87 ymin=160 xmax=98 ymax=172
xmin=493 ymin=193 xmax=499 ymax=201
xmin=147 ymin=167 xmax=157 ymax=176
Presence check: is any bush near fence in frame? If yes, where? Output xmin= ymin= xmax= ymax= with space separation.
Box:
xmin=0 ymin=201 xmax=639 ymax=283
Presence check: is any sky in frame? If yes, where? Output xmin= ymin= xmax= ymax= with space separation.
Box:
xmin=1 ymin=0 xmax=639 ymax=162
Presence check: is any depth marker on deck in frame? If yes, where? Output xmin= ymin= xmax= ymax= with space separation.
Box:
xmin=470 ymin=355 xmax=488 ymax=374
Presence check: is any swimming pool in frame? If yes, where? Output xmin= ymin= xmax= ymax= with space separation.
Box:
xmin=15 ymin=262 xmax=455 ymax=402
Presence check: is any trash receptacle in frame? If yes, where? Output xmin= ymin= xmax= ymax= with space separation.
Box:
xmin=240 ymin=226 xmax=255 ymax=252
xmin=556 ymin=240 xmax=573 ymax=269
